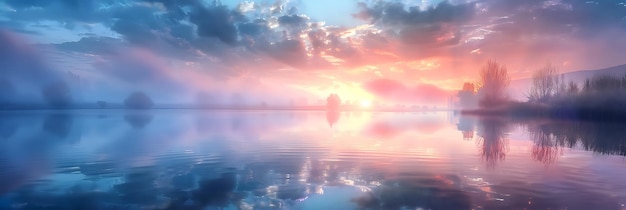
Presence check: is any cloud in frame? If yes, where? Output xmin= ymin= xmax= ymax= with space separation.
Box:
xmin=347 ymin=1 xmax=478 ymax=64
xmin=355 ymin=1 xmax=475 ymax=27
xmin=190 ymin=4 xmax=243 ymax=46
xmin=2 ymin=0 xmax=626 ymax=106
xmin=363 ymin=79 xmax=450 ymax=104
xmin=277 ymin=14 xmax=307 ymax=28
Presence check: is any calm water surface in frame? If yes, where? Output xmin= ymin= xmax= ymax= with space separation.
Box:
xmin=0 ymin=110 xmax=625 ymax=210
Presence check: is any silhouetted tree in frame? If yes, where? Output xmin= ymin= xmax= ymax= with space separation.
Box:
xmin=528 ymin=63 xmax=561 ymax=102
xmin=124 ymin=92 xmax=154 ymax=109
xmin=477 ymin=60 xmax=510 ymax=107
xmin=583 ymin=74 xmax=626 ymax=92
xmin=566 ymin=81 xmax=579 ymax=95
xmin=457 ymin=82 xmax=477 ymax=109
xmin=42 ymin=81 xmax=72 ymax=107
xmin=326 ymin=93 xmax=341 ymax=110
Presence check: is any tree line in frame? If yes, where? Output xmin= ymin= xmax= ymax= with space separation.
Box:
xmin=458 ymin=60 xmax=626 ymax=121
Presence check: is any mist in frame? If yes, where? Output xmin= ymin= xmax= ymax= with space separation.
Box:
xmin=0 ymin=30 xmax=317 ymax=108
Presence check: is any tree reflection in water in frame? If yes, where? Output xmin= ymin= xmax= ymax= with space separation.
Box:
xmin=465 ymin=115 xmax=626 ymax=166
xmin=456 ymin=115 xmax=476 ymax=140
xmin=124 ymin=112 xmax=154 ymax=129
xmin=527 ymin=120 xmax=626 ymax=157
xmin=476 ymin=117 xmax=509 ymax=168
xmin=326 ymin=110 xmax=340 ymax=127
xmin=528 ymin=123 xmax=564 ymax=165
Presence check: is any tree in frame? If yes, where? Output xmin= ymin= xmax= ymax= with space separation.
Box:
xmin=477 ymin=60 xmax=510 ymax=107
xmin=566 ymin=81 xmax=579 ymax=95
xmin=42 ymin=81 xmax=73 ymax=107
xmin=457 ymin=82 xmax=477 ymax=109
xmin=124 ymin=92 xmax=154 ymax=109
xmin=326 ymin=94 xmax=341 ymax=110
xmin=528 ymin=63 xmax=560 ymax=102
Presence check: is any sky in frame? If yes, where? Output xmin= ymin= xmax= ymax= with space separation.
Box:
xmin=1 ymin=0 xmax=626 ymax=106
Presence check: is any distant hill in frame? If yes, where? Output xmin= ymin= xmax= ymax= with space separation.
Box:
xmin=510 ymin=64 xmax=626 ymax=100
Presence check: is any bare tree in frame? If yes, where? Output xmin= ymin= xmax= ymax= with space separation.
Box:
xmin=528 ymin=63 xmax=560 ymax=102
xmin=478 ymin=60 xmax=510 ymax=107
xmin=566 ymin=81 xmax=579 ymax=95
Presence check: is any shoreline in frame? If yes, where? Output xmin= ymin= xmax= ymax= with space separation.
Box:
xmin=460 ymin=101 xmax=626 ymax=123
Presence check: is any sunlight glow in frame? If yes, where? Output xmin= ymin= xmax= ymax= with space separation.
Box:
xmin=360 ymin=100 xmax=372 ymax=108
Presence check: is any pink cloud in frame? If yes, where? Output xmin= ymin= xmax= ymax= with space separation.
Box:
xmin=364 ymin=79 xmax=450 ymax=104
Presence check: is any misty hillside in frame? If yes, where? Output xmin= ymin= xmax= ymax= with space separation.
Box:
xmin=510 ymin=64 xmax=626 ymax=100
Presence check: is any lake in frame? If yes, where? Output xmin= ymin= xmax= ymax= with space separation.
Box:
xmin=0 ymin=110 xmax=625 ymax=209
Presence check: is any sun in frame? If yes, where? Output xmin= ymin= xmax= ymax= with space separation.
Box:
xmin=360 ymin=100 xmax=372 ymax=108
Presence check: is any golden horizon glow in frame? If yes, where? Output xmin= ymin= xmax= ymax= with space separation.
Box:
xmin=360 ymin=100 xmax=372 ymax=108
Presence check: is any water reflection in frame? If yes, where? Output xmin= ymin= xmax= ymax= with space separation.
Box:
xmin=326 ymin=110 xmax=340 ymax=127
xmin=457 ymin=115 xmax=476 ymax=140
xmin=464 ymin=115 xmax=626 ymax=167
xmin=352 ymin=174 xmax=472 ymax=209
xmin=528 ymin=124 xmax=563 ymax=165
xmin=0 ymin=111 xmax=625 ymax=209
xmin=42 ymin=114 xmax=74 ymax=138
xmin=0 ymin=113 xmax=18 ymax=139
xmin=475 ymin=117 xmax=510 ymax=169
xmin=527 ymin=120 xmax=626 ymax=157
xmin=124 ymin=112 xmax=154 ymax=129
